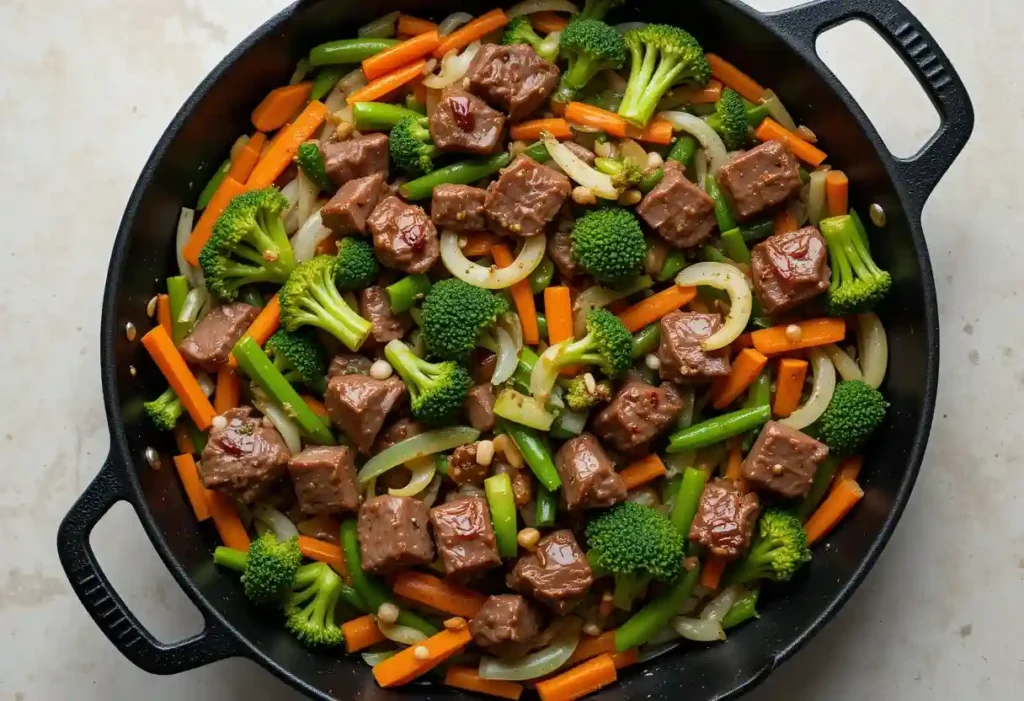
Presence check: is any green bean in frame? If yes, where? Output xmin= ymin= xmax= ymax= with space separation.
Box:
xmin=799 ymin=167 xmax=811 ymax=184
xmin=656 ymin=249 xmax=688 ymax=282
xmin=670 ymin=467 xmax=708 ymax=537
xmin=499 ymin=419 xmax=562 ymax=491
xmin=405 ymin=93 xmax=426 ymax=115
xmin=529 ymin=257 xmax=555 ymax=295
xmin=434 ymin=453 xmax=449 ymax=476
xmin=615 ymin=564 xmax=700 ymax=651
xmin=386 ymin=274 xmax=431 ymax=313
xmin=521 ymin=140 xmax=551 ymax=162
xmin=485 ymin=473 xmax=519 ymax=558
xmin=536 ymin=314 xmax=548 ymax=343
xmin=741 ymin=218 xmax=775 ymax=244
xmin=638 ymin=167 xmax=664 ymax=193
xmin=745 ymin=369 xmax=771 ymax=408
xmin=667 ymin=405 xmax=771 ymax=453
xmin=700 ymin=245 xmax=731 ymax=265
xmin=310 ymin=65 xmax=346 ymax=101
xmin=631 ymin=323 xmax=661 ymax=358
xmin=509 ymin=346 xmax=540 ymax=394
xmin=197 ymin=159 xmax=230 ymax=210
xmin=352 ymin=101 xmax=423 ymax=132
xmin=720 ymin=227 xmax=751 ymax=266
xmin=660 ymin=474 xmax=682 ymax=512
xmin=535 ymin=486 xmax=557 ymax=527
xmin=667 ymin=135 xmax=697 ymax=169
xmin=797 ymin=456 xmax=840 ymax=519
xmin=722 ymin=588 xmax=760 ymax=629
xmin=705 ymin=175 xmax=737 ymax=232
xmin=308 ymin=38 xmax=399 ymax=66
xmin=188 ymin=419 xmax=207 ymax=454
xmin=166 ymin=276 xmax=191 ymax=345
xmin=401 ymin=152 xmax=513 ymax=201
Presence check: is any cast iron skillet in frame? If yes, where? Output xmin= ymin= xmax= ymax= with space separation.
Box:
xmin=58 ymin=0 xmax=973 ymax=698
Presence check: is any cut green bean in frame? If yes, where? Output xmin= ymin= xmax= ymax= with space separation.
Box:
xmin=535 ymin=486 xmax=557 ymax=527
xmin=631 ymin=323 xmax=661 ymax=358
xmin=197 ymin=159 xmax=230 ymax=210
xmin=485 ymin=473 xmax=519 ymax=558
xmin=352 ymin=101 xmax=423 ymax=132
xmin=615 ymin=564 xmax=700 ymax=651
xmin=405 ymin=93 xmax=426 ymax=114
xmin=310 ymin=65 xmax=347 ymax=101
xmin=434 ymin=453 xmax=449 ymax=476
xmin=308 ymin=38 xmax=400 ymax=66
xmin=166 ymin=276 xmax=191 ymax=345
xmin=661 ymin=474 xmax=682 ymax=512
xmin=667 ymin=135 xmax=697 ymax=169
xmin=386 ymin=274 xmax=431 ymax=313
xmin=670 ymin=467 xmax=708 ymax=537
xmin=401 ymin=152 xmax=512 ymax=201
xmin=667 ymin=405 xmax=771 ymax=453
xmin=188 ymin=419 xmax=207 ymax=454
xmin=745 ymin=369 xmax=771 ymax=408
xmin=529 ymin=257 xmax=555 ymax=295
xmin=656 ymin=249 xmax=688 ymax=282
xmin=741 ymin=218 xmax=775 ymax=244
xmin=536 ymin=313 xmax=549 ymax=343
xmin=638 ymin=167 xmax=664 ymax=193
xmin=797 ymin=456 xmax=840 ymax=519
xmin=720 ymin=227 xmax=751 ymax=266
xmin=706 ymin=175 xmax=737 ymax=232
xmin=509 ymin=346 xmax=539 ymax=394
xmin=499 ymin=419 xmax=562 ymax=491
xmin=722 ymin=588 xmax=760 ymax=629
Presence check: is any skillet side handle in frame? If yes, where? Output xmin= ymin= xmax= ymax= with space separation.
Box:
xmin=57 ymin=456 xmax=240 ymax=674
xmin=763 ymin=0 xmax=975 ymax=219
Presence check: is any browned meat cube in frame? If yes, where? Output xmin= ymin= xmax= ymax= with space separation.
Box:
xmin=689 ymin=479 xmax=760 ymax=558
xmin=743 ymin=421 xmax=829 ymax=498
xmin=321 ymin=133 xmax=389 ymax=187
xmin=465 ymin=44 xmax=560 ymax=121
xmin=448 ymin=442 xmax=489 ymax=486
xmin=357 ymin=495 xmax=434 ymax=574
xmin=495 ymin=462 xmax=532 ymax=507
xmin=429 ymin=496 xmax=501 ymax=579
xmin=429 ymin=86 xmax=506 ymax=156
xmin=658 ymin=312 xmax=732 ymax=384
xmin=288 ymin=445 xmax=360 ymax=516
xmin=431 ymin=184 xmax=488 ymax=233
xmin=319 ymin=173 xmax=388 ymax=235
xmin=554 ymin=433 xmax=626 ymax=511
xmin=470 ymin=594 xmax=544 ymax=659
xmin=507 ymin=530 xmax=593 ymax=615
xmin=563 ymin=141 xmax=596 ymax=165
xmin=327 ymin=352 xmax=372 ymax=378
xmin=464 ymin=384 xmax=496 ymax=432
xmin=751 ymin=226 xmax=831 ymax=315
xmin=368 ymin=196 xmax=440 ymax=274
xmin=360 ymin=285 xmax=413 ymax=345
xmin=593 ymin=381 xmax=684 ymax=454
xmin=717 ymin=140 xmax=802 ymax=220
xmin=471 ymin=350 xmax=498 ymax=384
xmin=485 ymin=156 xmax=570 ymax=238
xmin=325 ymin=375 xmax=406 ymax=453
xmin=547 ymin=228 xmax=582 ymax=280
xmin=200 ymin=406 xmax=291 ymax=504
xmin=178 ymin=302 xmax=258 ymax=372
xmin=637 ymin=162 xmax=716 ymax=249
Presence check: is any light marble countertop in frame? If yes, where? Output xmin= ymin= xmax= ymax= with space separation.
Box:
xmin=1 ymin=0 xmax=1021 ymax=698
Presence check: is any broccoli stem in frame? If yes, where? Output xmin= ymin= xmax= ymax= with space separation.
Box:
xmin=656 ymin=249 xmax=687 ymax=282
xmin=214 ymin=546 xmax=248 ymax=572
xmin=705 ymin=175 xmax=737 ymax=232
xmin=535 ymin=485 xmax=557 ymax=527
xmin=485 ymin=473 xmax=519 ymax=558
xmin=352 ymin=102 xmax=424 ymax=132
xmin=385 ymin=274 xmax=432 ymax=313
xmin=631 ymin=323 xmax=661 ymax=358
xmin=797 ymin=456 xmax=840 ymax=519
xmin=308 ymin=37 xmax=400 ymax=66
xmin=614 ymin=564 xmax=700 ymax=651
xmin=667 ymin=135 xmax=697 ymax=170
xmin=850 ymin=208 xmax=870 ymax=250
xmin=311 ymin=65 xmax=346 ymax=101
xmin=166 ymin=276 xmax=191 ymax=344
xmin=197 ymin=159 xmax=230 ymax=210
xmin=722 ymin=588 xmax=759 ymax=629
xmin=498 ymin=419 xmax=562 ymax=491
xmin=660 ymin=473 xmax=682 ymax=512
xmin=667 ymin=405 xmax=771 ymax=453
xmin=720 ymin=228 xmax=751 ymax=266
xmin=670 ymin=466 xmax=708 ymax=538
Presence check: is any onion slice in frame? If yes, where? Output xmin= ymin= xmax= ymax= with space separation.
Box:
xmin=295 ymin=169 xmax=317 ymax=229
xmin=657 ymin=111 xmax=729 ymax=174
xmin=491 ymin=327 xmax=519 ymax=385
xmin=507 ymin=0 xmax=579 ymax=18
xmin=675 ymin=263 xmax=752 ymax=350
xmin=358 ymin=426 xmax=480 ymax=484
xmin=500 ymin=312 xmax=524 ymax=351
xmin=543 ymin=133 xmax=617 ymax=199
xmin=615 ymin=22 xmax=647 ymax=34
xmin=361 ymin=651 xmax=395 ymax=666
xmin=252 ymin=503 xmax=299 ymax=541
xmin=440 ymin=230 xmax=546 ymax=289
xmin=672 ymin=616 xmax=725 ymax=642
xmin=823 ymin=343 xmax=863 ymax=382
xmin=438 ymin=12 xmax=473 ymax=36
xmin=424 ymin=42 xmax=481 ymax=89
xmin=529 ymin=342 xmax=566 ymax=402
xmin=478 ymin=621 xmax=581 ymax=680
xmin=388 ymin=456 xmax=437 ymax=497
xmin=807 ymin=169 xmax=828 ymax=226
xmin=176 ymin=207 xmax=197 ymax=284
xmin=291 ymin=211 xmax=332 ymax=263
xmin=762 ymin=89 xmax=798 ymax=131
xmin=858 ymin=313 xmax=888 ymax=389
xmin=359 ymin=10 xmax=399 ymax=38
xmin=178 ymin=287 xmax=209 ymax=325
xmin=700 ymin=586 xmax=738 ymax=624
xmin=781 ymin=348 xmax=836 ymax=430
xmin=378 ymin=619 xmax=429 ymax=646
xmin=253 ymin=396 xmax=304 ymax=454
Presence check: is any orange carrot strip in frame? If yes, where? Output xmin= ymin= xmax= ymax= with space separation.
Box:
xmin=566 ymin=631 xmax=616 ymax=667
xmin=493 ymin=244 xmax=539 ymax=344
xmin=610 ymin=650 xmax=638 ymax=670
xmin=626 ymin=119 xmax=674 ymax=145
xmin=774 ymin=207 xmax=799 ymax=236
xmin=347 ymin=60 xmax=428 ymax=105
xmin=772 ymin=358 xmax=808 ymax=418
xmin=564 ymin=102 xmax=627 ymax=138
xmin=302 ymin=394 xmax=329 ymax=419
xmin=536 ymin=653 xmax=617 ymax=701
xmin=141 ymin=326 xmax=216 ymax=430
xmin=826 ymin=170 xmax=849 ymax=218
xmin=706 ymin=54 xmax=766 ymax=104
xmin=173 ymin=454 xmax=212 ymax=521
xmin=544 ymin=286 xmax=575 ymax=374
xmin=183 ymin=176 xmax=247 ymax=265
xmin=446 ymin=667 xmax=524 ymax=700
xmin=363 ymin=31 xmax=441 ymax=81
xmin=617 ymin=285 xmax=697 ymax=333
xmin=732 ymin=332 xmax=753 ymax=353
xmin=372 ymin=627 xmax=474 ymax=687
xmin=397 ymin=14 xmax=438 ymax=36
xmin=754 ymin=118 xmax=827 ymax=167
xmin=750 ymin=318 xmax=846 ymax=355
xmin=805 ymin=478 xmax=864 ymax=545
xmin=207 ymin=491 xmax=251 ymax=551
xmin=173 ymin=424 xmax=196 ymax=455
xmin=700 ymin=553 xmax=728 ymax=590
xmin=723 ymin=439 xmax=744 ymax=482
xmin=298 ymin=535 xmax=348 ymax=578
xmin=247 ymin=100 xmax=328 ymax=189
xmin=252 ymin=82 xmax=313 ymax=132
xmin=156 ymin=294 xmax=172 ymax=338
xmin=315 ymin=233 xmax=340 ymax=256
xmin=835 ymin=455 xmax=864 ymax=485
xmin=227 ymin=295 xmax=281 ymax=368
xmin=433 ymin=9 xmax=509 ymax=58
xmin=510 ymin=118 xmax=572 ymax=141
xmin=531 ymin=12 xmax=570 ymax=34
xmin=227 ymin=132 xmax=267 ymax=183
xmin=461 ymin=232 xmax=502 ymax=257
xmin=393 ymin=570 xmax=487 ymax=619
xmin=619 ymin=454 xmax=668 ymax=491
xmin=342 ymin=614 xmax=388 ymax=653
xmin=671 ymin=79 xmax=723 ymax=105
xmin=712 ymin=348 xmax=768 ymax=409
xmin=214 ymin=368 xmax=241 ymax=414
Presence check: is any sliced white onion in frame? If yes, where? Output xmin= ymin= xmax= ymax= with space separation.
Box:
xmin=781 ymin=348 xmax=836 ymax=430
xmin=252 ymin=503 xmax=300 ymax=541
xmin=359 ymin=10 xmax=399 ymax=38
xmin=253 ymin=396 xmax=303 ymax=454
xmin=280 ymin=177 xmax=300 ymax=230
xmin=296 ymin=169 xmax=317 ymax=229
xmin=419 ymin=474 xmax=443 ymax=507
xmin=529 ymin=342 xmax=565 ymax=402
xmin=700 ymin=586 xmax=738 ymax=624
xmin=175 ymin=207 xmax=197 ymax=284
xmin=762 ymin=89 xmax=797 ymax=131
xmin=378 ymin=618 xmax=429 ymax=646
xmin=807 ymin=170 xmax=828 ymax=226
xmin=196 ymin=371 xmax=216 ymax=397
xmin=543 ymin=133 xmax=618 ymax=199
xmin=555 ymin=408 xmax=588 ymax=435
xmin=491 ymin=328 xmax=519 ymax=386
xmin=440 ymin=231 xmax=546 ymax=289
xmin=358 ymin=426 xmax=480 ymax=484
xmin=507 ymin=0 xmax=579 ymax=18
xmin=693 ymin=149 xmax=709 ymax=191
xmin=361 ymin=651 xmax=395 ymax=666
xmin=615 ymin=22 xmax=647 ymax=34
xmin=177 ymin=287 xmax=209 ymax=325
xmin=324 ymin=68 xmax=367 ymax=114
xmin=479 ymin=622 xmax=581 ymax=680
xmin=424 ymin=42 xmax=481 ymax=89
xmin=619 ymin=139 xmax=648 ymax=169
xmin=858 ymin=313 xmax=888 ymax=389
xmin=657 ymin=111 xmax=729 ymax=174
xmin=292 ymin=211 xmax=332 ymax=263
xmin=626 ymin=486 xmax=660 ymax=507
xmin=823 ymin=343 xmax=863 ymax=382
xmin=675 ymin=263 xmax=752 ymax=350
xmin=500 ymin=312 xmax=524 ymax=351
xmin=438 ymin=12 xmax=474 ymax=36
xmin=672 ymin=616 xmax=725 ymax=642
xmin=388 ymin=456 xmax=437 ymax=497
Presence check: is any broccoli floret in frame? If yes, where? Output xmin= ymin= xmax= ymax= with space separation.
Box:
xmin=548 ymin=308 xmax=633 ymax=378
xmin=265 ymin=328 xmax=328 ymax=394
xmin=502 ymin=16 xmax=561 ymax=62
xmin=420 ymin=279 xmax=511 ymax=362
xmin=295 ymin=141 xmax=332 ymax=191
xmin=706 ymin=88 xmax=750 ymax=151
xmin=618 ymin=24 xmax=711 ymax=128
xmin=284 ymin=562 xmax=345 ymax=649
xmin=384 ymin=339 xmax=472 ymax=425
xmin=334 ymin=237 xmax=380 ymax=290
xmin=198 ymin=187 xmax=296 ymax=301
xmin=213 ymin=532 xmax=303 ymax=605
xmin=565 ymin=375 xmax=612 ymax=411
xmin=144 ymin=386 xmax=184 ymax=431
xmin=389 ymin=115 xmax=439 ymax=175
xmin=570 ymin=207 xmax=647 ymax=284
xmin=817 ymin=380 xmax=888 ymax=455
xmin=728 ymin=508 xmax=811 ymax=586
xmin=554 ymin=19 xmax=627 ymax=105
xmin=279 ymin=255 xmax=372 ymax=351
xmin=820 ymin=214 xmax=892 ymax=316
xmin=578 ymin=0 xmax=624 ymax=21
xmin=594 ymin=156 xmax=647 ymax=190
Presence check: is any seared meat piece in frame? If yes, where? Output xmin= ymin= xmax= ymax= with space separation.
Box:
xmin=320 ymin=173 xmax=388 ymax=236
xmin=751 ymin=227 xmax=831 ymax=315
xmin=507 ymin=530 xmax=593 ymax=615
xmin=448 ymin=443 xmax=489 ymax=486
xmin=547 ymin=228 xmax=582 ymax=280
xmin=327 ymin=352 xmax=373 ymax=378
xmin=743 ymin=421 xmax=829 ymax=498
xmin=321 ymin=133 xmax=389 ymax=187
xmin=464 ymin=383 xmax=496 ymax=432
xmin=485 ymin=156 xmax=571 ymax=238
xmin=288 ymin=445 xmax=360 ymax=516
xmin=470 ymin=594 xmax=544 ymax=659
xmin=658 ymin=312 xmax=731 ymax=384
xmin=471 ymin=351 xmax=498 ymax=384
xmin=200 ymin=406 xmax=291 ymax=504
xmin=554 ymin=434 xmax=626 ymax=511
xmin=431 ymin=184 xmax=488 ymax=233
xmin=593 ymin=381 xmax=684 ymax=454
xmin=429 ymin=86 xmax=505 ymax=156
xmin=716 ymin=140 xmax=802 ymax=220
xmin=429 ymin=496 xmax=501 ymax=580
xmin=465 ymin=44 xmax=559 ymax=121
xmin=357 ymin=494 xmax=434 ymax=574
xmin=178 ymin=302 xmax=258 ymax=372
xmin=495 ymin=461 xmax=532 ymax=507
xmin=636 ymin=161 xmax=716 ymax=249
xmin=368 ymin=196 xmax=440 ymax=274
xmin=325 ymin=374 xmax=406 ymax=453
xmin=360 ymin=285 xmax=413 ymax=344
xmin=689 ymin=479 xmax=760 ymax=558
xmin=563 ymin=141 xmax=596 ymax=165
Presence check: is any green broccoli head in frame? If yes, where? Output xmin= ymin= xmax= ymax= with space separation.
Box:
xmin=728 ymin=508 xmax=811 ymax=586
xmin=284 ymin=562 xmax=345 ymax=649
xmin=709 ymin=88 xmax=750 ymax=151
xmin=334 ymin=237 xmax=380 ymax=290
xmin=389 ymin=115 xmax=438 ymax=176
xmin=818 ymin=380 xmax=888 ymax=455
xmin=586 ymin=501 xmax=686 ymax=582
xmin=242 ymin=533 xmax=303 ymax=605
xmin=571 ymin=207 xmax=647 ymax=284
xmin=421 ymin=279 xmax=511 ymax=362
xmin=144 ymin=386 xmax=184 ymax=431
xmin=555 ymin=308 xmax=633 ymax=378
xmin=820 ymin=215 xmax=892 ymax=316
xmin=502 ymin=16 xmax=561 ymax=62
xmin=555 ymin=19 xmax=627 ymax=104
xmin=295 ymin=141 xmax=332 ymax=192
xmin=579 ymin=0 xmax=624 ymax=21
xmin=265 ymin=328 xmax=328 ymax=394
xmin=619 ymin=24 xmax=710 ymax=127
xmin=199 ymin=187 xmax=296 ymax=301
xmin=384 ymin=339 xmax=472 ymax=425
xmin=565 ymin=375 xmax=613 ymax=411
xmin=279 ymin=255 xmax=372 ymax=351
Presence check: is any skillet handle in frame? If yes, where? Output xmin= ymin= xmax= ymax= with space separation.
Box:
xmin=57 ymin=456 xmax=240 ymax=674
xmin=763 ymin=0 xmax=974 ymax=218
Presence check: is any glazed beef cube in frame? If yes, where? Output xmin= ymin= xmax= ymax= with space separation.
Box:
xmin=637 ymin=162 xmax=716 ymax=249
xmin=360 ymin=285 xmax=413 ymax=344
xmin=485 ymin=156 xmax=570 ymax=237
xmin=689 ymin=479 xmax=760 ymax=558
xmin=743 ymin=421 xmax=829 ymax=498
xmin=465 ymin=44 xmax=559 ymax=121
xmin=471 ymin=350 xmax=498 ymax=384
xmin=717 ymin=140 xmax=802 ymax=220
xmin=178 ymin=302 xmax=258 ymax=372
xmin=325 ymin=375 xmax=406 ymax=453
xmin=464 ymin=383 xmax=496 ymax=432
xmin=321 ymin=133 xmax=389 ymax=187
xmin=593 ymin=381 xmax=684 ymax=454
xmin=429 ymin=86 xmax=505 ymax=156
xmin=357 ymin=495 xmax=434 ymax=574
xmin=470 ymin=594 xmax=543 ymax=659
xmin=319 ymin=173 xmax=388 ymax=235
xmin=429 ymin=496 xmax=501 ymax=579
xmin=751 ymin=226 xmax=831 ymax=315
xmin=431 ymin=184 xmax=488 ymax=233
xmin=288 ymin=445 xmax=360 ymax=516
xmin=658 ymin=312 xmax=731 ymax=384
xmin=507 ymin=530 xmax=592 ymax=615
xmin=200 ymin=406 xmax=291 ymax=504
xmin=368 ymin=196 xmax=439 ymax=274
xmin=327 ymin=352 xmax=372 ymax=378
xmin=547 ymin=228 xmax=582 ymax=280
xmin=495 ymin=462 xmax=532 ymax=507
xmin=554 ymin=433 xmax=626 ymax=511
xmin=448 ymin=443 xmax=489 ymax=486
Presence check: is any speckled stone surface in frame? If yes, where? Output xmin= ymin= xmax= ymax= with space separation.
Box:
xmin=1 ymin=0 xmax=1021 ymax=698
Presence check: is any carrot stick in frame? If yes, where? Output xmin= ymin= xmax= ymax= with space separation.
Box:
xmin=671 ymin=79 xmax=723 ymax=105
xmin=372 ymin=627 xmax=474 ymax=687
xmin=363 ymin=31 xmax=441 ymax=81
xmin=731 ymin=332 xmax=753 ymax=353
xmin=706 ymin=54 xmax=766 ymax=104
xmin=302 ymin=394 xmax=329 ymax=420
xmin=173 ymin=423 xmax=196 ymax=455
xmin=750 ymin=318 xmax=846 ymax=355
xmin=626 ymin=119 xmax=674 ymax=145
xmin=544 ymin=286 xmax=575 ymax=374
xmin=446 ymin=667 xmax=524 ymax=700
xmin=617 ymin=285 xmax=698 ymax=333
xmin=247 ymin=100 xmax=328 ymax=189
xmin=182 ymin=176 xmax=247 ymax=265
xmin=619 ymin=455 xmax=668 ymax=491
xmin=835 ymin=455 xmax=864 ymax=485
xmin=772 ymin=358 xmax=808 ymax=418
xmin=536 ymin=653 xmax=617 ymax=701
xmin=826 ymin=170 xmax=849 ymax=218
xmin=156 ymin=294 xmax=172 ymax=338
xmin=723 ymin=439 xmax=744 ymax=482
xmin=531 ymin=12 xmax=569 ymax=34
xmin=214 ymin=368 xmax=240 ymax=414
xmin=206 ymin=491 xmax=251 ymax=551
xmin=610 ymin=650 xmax=638 ymax=669
xmin=492 ymin=244 xmax=539 ymax=344
xmin=227 ymin=132 xmax=267 ymax=183
xmin=252 ymin=82 xmax=313 ymax=132
xmin=754 ymin=118 xmax=827 ymax=167
xmin=712 ymin=348 xmax=768 ymax=409
xmin=805 ymin=478 xmax=864 ymax=545
xmin=393 ymin=571 xmax=487 ymax=619
xmin=566 ymin=631 xmax=616 ymax=666
xmin=460 ymin=232 xmax=502 ymax=257
xmin=173 ymin=454 xmax=212 ymax=521
xmin=699 ymin=553 xmax=728 ymax=590
xmin=774 ymin=207 xmax=799 ymax=236
xmin=342 ymin=614 xmax=388 ymax=653
xmin=433 ymin=9 xmax=509 ymax=58
xmin=227 ymin=294 xmax=281 ymax=368
xmin=564 ymin=102 xmax=627 ymax=138
xmin=510 ymin=118 xmax=572 ymax=141
xmin=298 ymin=535 xmax=348 ymax=578
xmin=397 ymin=15 xmax=438 ymax=36
xmin=347 ymin=60 xmax=428 ymax=105
xmin=141 ymin=326 xmax=216 ymax=430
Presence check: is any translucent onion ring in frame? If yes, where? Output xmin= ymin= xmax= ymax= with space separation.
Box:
xmin=490 ymin=327 xmax=519 ymax=386
xmin=175 ymin=207 xmax=197 ymax=284
xmin=478 ymin=620 xmax=581 ymax=680
xmin=675 ymin=263 xmax=752 ymax=350
xmin=440 ymin=231 xmax=546 ymax=289
xmin=858 ymin=312 xmax=888 ymax=389
xmin=823 ymin=343 xmax=863 ymax=382
xmin=507 ymin=0 xmax=579 ymax=18
xmin=358 ymin=426 xmax=480 ymax=484
xmin=657 ymin=110 xmax=729 ymax=174
xmin=781 ymin=348 xmax=836 ymax=430
xmin=387 ymin=456 xmax=437 ymax=497
xmin=542 ymin=133 xmax=618 ymax=199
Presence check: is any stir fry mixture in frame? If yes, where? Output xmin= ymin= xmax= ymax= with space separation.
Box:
xmin=141 ymin=2 xmax=893 ymax=698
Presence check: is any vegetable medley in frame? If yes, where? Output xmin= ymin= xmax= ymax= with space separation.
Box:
xmin=143 ymin=1 xmax=893 ymax=699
